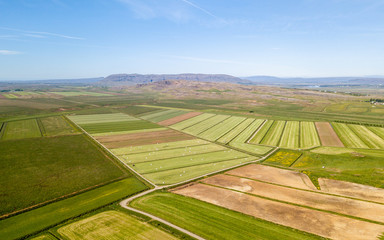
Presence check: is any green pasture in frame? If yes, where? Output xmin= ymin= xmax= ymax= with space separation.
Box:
xmin=80 ymin=120 xmax=161 ymax=134
xmin=40 ymin=116 xmax=78 ymax=136
xmin=279 ymin=121 xmax=299 ymax=149
xmin=50 ymin=91 xmax=112 ymax=97
xmin=264 ymin=149 xmax=302 ymax=167
xmin=0 ymin=177 xmax=147 ymax=240
xmin=249 ymin=120 xmax=273 ymax=144
xmin=260 ymin=120 xmax=286 ymax=146
xmin=140 ymin=109 xmax=187 ymax=122
xmin=229 ymin=142 xmax=273 ymax=155
xmin=131 ymin=192 xmax=324 ymax=240
xmin=68 ymin=113 xmax=138 ymax=124
xmin=0 ymin=134 xmax=127 ymax=215
xmin=300 ymin=122 xmax=320 ymax=148
xmin=198 ymin=116 xmax=246 ymax=141
xmin=368 ymin=126 xmax=384 ymax=140
xmin=217 ymin=118 xmax=255 ymax=144
xmin=111 ymin=139 xmax=209 ymax=155
xmin=56 ymin=211 xmax=177 ymax=240
xmin=348 ymin=125 xmax=384 ymax=149
xmin=92 ymin=127 xmax=166 ymax=137
xmin=170 ymin=113 xmax=215 ymax=130
xmin=183 ymin=114 xmax=230 ymax=135
xmin=231 ymin=119 xmax=265 ymax=143
xmin=332 ymin=123 xmax=368 ymax=148
xmin=1 ymin=119 xmax=41 ymax=140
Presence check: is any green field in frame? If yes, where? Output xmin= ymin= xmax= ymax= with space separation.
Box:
xmin=198 ymin=116 xmax=246 ymax=141
xmin=368 ymin=126 xmax=384 ymax=140
xmin=40 ymin=116 xmax=78 ymax=136
xmin=183 ymin=114 xmax=230 ymax=135
xmin=231 ymin=119 xmax=265 ymax=143
xmin=1 ymin=119 xmax=42 ymax=140
xmin=68 ymin=113 xmax=137 ymax=124
xmin=279 ymin=121 xmax=300 ymax=149
xmin=140 ymin=109 xmax=187 ymax=122
xmin=111 ymin=139 xmax=209 ymax=155
xmin=92 ymin=127 xmax=167 ymax=137
xmin=249 ymin=120 xmax=273 ymax=144
xmin=29 ymin=234 xmax=57 ymax=240
xmin=332 ymin=123 xmax=368 ymax=148
xmin=264 ymin=149 xmax=302 ymax=167
xmin=80 ymin=120 xmax=162 ymax=134
xmin=131 ymin=192 xmax=324 ymax=240
xmin=143 ymin=157 xmax=256 ymax=184
xmin=300 ymin=122 xmax=320 ymax=148
xmin=50 ymin=91 xmax=112 ymax=97
xmin=56 ymin=210 xmax=178 ymax=240
xmin=217 ymin=118 xmax=255 ymax=144
xmin=260 ymin=120 xmax=286 ymax=146
xmin=0 ymin=134 xmax=127 ymax=215
xmin=0 ymin=177 xmax=147 ymax=240
xmin=348 ymin=124 xmax=384 ymax=149
xmin=170 ymin=113 xmax=215 ymax=130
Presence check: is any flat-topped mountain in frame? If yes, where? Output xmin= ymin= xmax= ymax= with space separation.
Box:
xmin=96 ymin=73 xmax=252 ymax=86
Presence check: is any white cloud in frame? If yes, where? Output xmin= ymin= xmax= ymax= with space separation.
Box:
xmin=0 ymin=50 xmax=22 ymax=55
xmin=0 ymin=27 xmax=84 ymax=40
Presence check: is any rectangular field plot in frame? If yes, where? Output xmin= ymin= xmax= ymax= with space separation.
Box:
xmin=57 ymin=211 xmax=178 ymax=240
xmin=315 ymin=122 xmax=344 ymax=147
xmin=131 ymin=192 xmax=323 ymax=240
xmin=97 ymin=129 xmax=194 ymax=148
xmin=260 ymin=120 xmax=286 ymax=146
xmin=332 ymin=123 xmax=368 ymax=148
xmin=348 ymin=125 xmax=384 ymax=149
xmin=279 ymin=121 xmax=299 ymax=149
xmin=300 ymin=122 xmax=320 ymax=148
xmin=264 ymin=149 xmax=302 ymax=167
xmin=68 ymin=113 xmax=138 ymax=124
xmin=111 ymin=139 xmax=209 ymax=155
xmin=231 ymin=119 xmax=265 ymax=143
xmin=170 ymin=113 xmax=215 ymax=130
xmin=368 ymin=126 xmax=384 ymax=140
xmin=80 ymin=120 xmax=161 ymax=134
xmin=2 ymin=119 xmax=41 ymax=140
xmin=143 ymin=156 xmax=256 ymax=185
xmin=140 ymin=109 xmax=187 ymax=122
xmin=198 ymin=116 xmax=246 ymax=141
xmin=40 ymin=116 xmax=78 ymax=136
xmin=158 ymin=112 xmax=201 ymax=126
xmin=183 ymin=114 xmax=230 ymax=135
xmin=217 ymin=118 xmax=255 ymax=144
xmin=249 ymin=120 xmax=273 ymax=144
xmin=229 ymin=142 xmax=273 ymax=155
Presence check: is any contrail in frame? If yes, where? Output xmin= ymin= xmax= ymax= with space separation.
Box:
xmin=0 ymin=27 xmax=84 ymax=40
xmin=180 ymin=0 xmax=222 ymax=20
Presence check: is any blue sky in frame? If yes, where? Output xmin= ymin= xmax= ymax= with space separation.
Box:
xmin=1 ymin=0 xmax=384 ymax=80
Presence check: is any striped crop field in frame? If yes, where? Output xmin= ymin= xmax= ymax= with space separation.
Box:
xmin=217 ymin=118 xmax=255 ymax=144
xmin=229 ymin=142 xmax=273 ymax=155
xmin=231 ymin=119 xmax=265 ymax=144
xmin=198 ymin=116 xmax=246 ymax=141
xmin=170 ymin=113 xmax=215 ymax=130
xmin=140 ymin=109 xmax=187 ymax=122
xmin=2 ymin=119 xmax=42 ymax=140
xmin=249 ymin=120 xmax=273 ymax=144
xmin=368 ymin=126 xmax=384 ymax=140
xmin=279 ymin=121 xmax=300 ymax=149
xmin=80 ymin=120 xmax=162 ymax=134
xmin=57 ymin=211 xmax=177 ymax=240
xmin=40 ymin=116 xmax=78 ymax=136
xmin=348 ymin=125 xmax=384 ymax=149
xmin=68 ymin=113 xmax=138 ymax=124
xmin=260 ymin=120 xmax=286 ymax=146
xmin=300 ymin=121 xmax=320 ymax=149
xmin=332 ymin=123 xmax=368 ymax=148
xmin=183 ymin=114 xmax=230 ymax=135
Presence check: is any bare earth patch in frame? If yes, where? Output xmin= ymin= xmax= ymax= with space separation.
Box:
xmin=203 ymin=174 xmax=384 ymax=223
xmin=173 ymin=183 xmax=384 ymax=240
xmin=157 ymin=112 xmax=202 ymax=126
xmin=226 ymin=164 xmax=317 ymax=190
xmin=96 ymin=129 xmax=194 ymax=148
xmin=315 ymin=122 xmax=344 ymax=147
xmin=319 ymin=178 xmax=384 ymax=204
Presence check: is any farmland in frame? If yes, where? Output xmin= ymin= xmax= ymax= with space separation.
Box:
xmin=260 ymin=120 xmax=286 ymax=146
xmin=1 ymin=119 xmax=41 ymax=140
xmin=300 ymin=121 xmax=320 ymax=148
xmin=279 ymin=121 xmax=299 ymax=149
xmin=56 ymin=211 xmax=178 ymax=240
xmin=263 ymin=149 xmax=302 ymax=167
xmin=332 ymin=123 xmax=369 ymax=148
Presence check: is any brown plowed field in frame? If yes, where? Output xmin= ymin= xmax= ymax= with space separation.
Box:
xmin=157 ymin=112 xmax=202 ymax=126
xmin=226 ymin=164 xmax=317 ymax=190
xmin=203 ymin=174 xmax=384 ymax=223
xmin=96 ymin=130 xmax=195 ymax=148
xmin=315 ymin=122 xmax=344 ymax=147
xmin=319 ymin=178 xmax=384 ymax=204
xmin=174 ymin=183 xmax=384 ymax=240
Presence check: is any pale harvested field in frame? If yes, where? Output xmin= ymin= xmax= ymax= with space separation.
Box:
xmin=226 ymin=164 xmax=317 ymax=190
xmin=96 ymin=130 xmax=194 ymax=148
xmin=315 ymin=122 xmax=344 ymax=147
xmin=157 ymin=112 xmax=202 ymax=126
xmin=174 ymin=184 xmax=384 ymax=240
xmin=319 ymin=178 xmax=384 ymax=204
xmin=203 ymin=174 xmax=384 ymax=223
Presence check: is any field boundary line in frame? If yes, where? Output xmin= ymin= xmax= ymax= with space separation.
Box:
xmin=65 ymin=116 xmax=157 ymax=188
xmin=200 ymin=182 xmax=384 ymax=226
xmin=194 ymin=115 xmax=232 ymax=136
xmin=226 ymin=118 xmax=256 ymax=144
xmin=246 ymin=119 xmax=267 ymax=143
xmin=115 ymin=143 xmax=212 ymax=157
xmin=36 ymin=118 xmax=46 ymax=137
xmin=171 ymin=114 xmax=217 ymax=131
xmin=0 ymin=122 xmax=5 ymax=139
xmin=211 ymin=117 xmax=248 ymax=142
xmin=276 ymin=121 xmax=288 ymax=147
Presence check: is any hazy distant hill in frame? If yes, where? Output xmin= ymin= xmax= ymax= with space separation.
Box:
xmin=96 ymin=73 xmax=252 ymax=86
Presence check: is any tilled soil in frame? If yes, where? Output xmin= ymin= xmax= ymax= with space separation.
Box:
xmin=315 ymin=122 xmax=344 ymax=147
xmin=157 ymin=112 xmax=202 ymax=126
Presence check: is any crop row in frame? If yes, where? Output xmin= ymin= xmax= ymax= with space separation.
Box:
xmin=140 ymin=109 xmax=187 ymax=123
xmin=332 ymin=123 xmax=384 ymax=149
